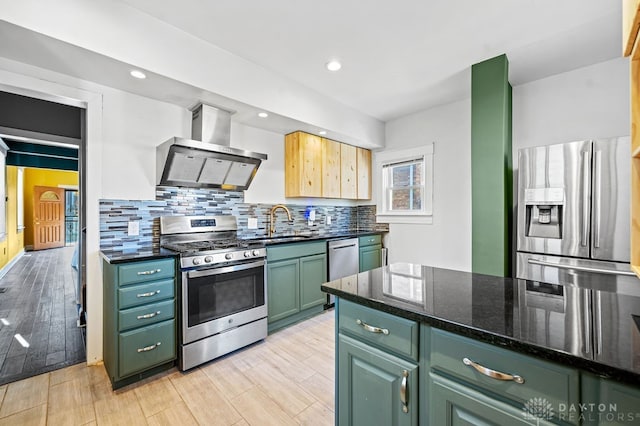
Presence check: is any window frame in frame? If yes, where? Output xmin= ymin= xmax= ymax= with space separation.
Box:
xmin=375 ymin=144 xmax=434 ymax=224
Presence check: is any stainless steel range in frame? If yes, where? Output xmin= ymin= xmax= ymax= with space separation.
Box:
xmin=160 ymin=215 xmax=267 ymax=371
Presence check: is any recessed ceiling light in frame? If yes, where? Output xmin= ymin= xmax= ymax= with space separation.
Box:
xmin=258 ymin=112 xmax=269 ymax=118
xmin=318 ymin=130 xmax=327 ymax=135
xmin=326 ymin=60 xmax=342 ymax=72
xmin=130 ymin=70 xmax=146 ymax=79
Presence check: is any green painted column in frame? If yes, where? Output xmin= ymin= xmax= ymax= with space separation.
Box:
xmin=471 ymin=54 xmax=512 ymax=277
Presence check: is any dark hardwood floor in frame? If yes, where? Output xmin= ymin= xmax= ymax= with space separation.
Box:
xmin=0 ymin=246 xmax=85 ymax=385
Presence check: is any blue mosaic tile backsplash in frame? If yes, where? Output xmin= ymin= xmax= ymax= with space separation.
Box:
xmin=100 ymin=187 xmax=388 ymax=250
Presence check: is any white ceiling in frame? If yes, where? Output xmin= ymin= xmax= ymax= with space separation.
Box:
xmin=117 ymin=0 xmax=622 ymax=121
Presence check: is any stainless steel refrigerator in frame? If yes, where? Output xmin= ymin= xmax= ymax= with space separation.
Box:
xmin=516 ymin=136 xmax=638 ymax=293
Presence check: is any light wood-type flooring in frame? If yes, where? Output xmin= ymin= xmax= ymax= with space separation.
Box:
xmin=0 ymin=309 xmax=336 ymax=425
xmin=0 ymin=246 xmax=85 ymax=386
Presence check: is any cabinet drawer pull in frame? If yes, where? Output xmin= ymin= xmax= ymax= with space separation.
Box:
xmin=400 ymin=370 xmax=409 ymax=413
xmin=136 ymin=290 xmax=160 ymax=298
xmin=137 ymin=342 xmax=161 ymax=353
xmin=462 ymin=357 xmax=525 ymax=384
xmin=137 ymin=269 xmax=162 ymax=275
xmin=136 ymin=311 xmax=161 ymax=320
xmin=356 ymin=319 xmax=389 ymax=335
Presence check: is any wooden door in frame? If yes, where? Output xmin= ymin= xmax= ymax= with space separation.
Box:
xmin=33 ymin=186 xmax=65 ymax=250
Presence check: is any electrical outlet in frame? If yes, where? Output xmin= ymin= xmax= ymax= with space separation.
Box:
xmin=127 ymin=221 xmax=140 ymax=236
xmin=247 ymin=217 xmax=258 ymax=229
xmin=309 ymin=209 xmax=316 ymax=221
xmin=326 ymin=216 xmax=332 ymax=225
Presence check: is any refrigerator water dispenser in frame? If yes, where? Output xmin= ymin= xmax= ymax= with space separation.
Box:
xmin=524 ymin=188 xmax=564 ymax=239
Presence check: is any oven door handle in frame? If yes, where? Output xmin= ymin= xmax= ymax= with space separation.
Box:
xmin=187 ymin=260 xmax=265 ymax=278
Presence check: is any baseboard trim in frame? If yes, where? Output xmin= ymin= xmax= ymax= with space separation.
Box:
xmin=0 ymin=249 xmax=25 ymax=279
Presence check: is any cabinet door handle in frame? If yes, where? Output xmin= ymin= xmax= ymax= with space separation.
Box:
xmin=356 ymin=319 xmax=389 ymax=335
xmin=462 ymin=357 xmax=525 ymax=384
xmin=136 ymin=290 xmax=160 ymax=298
xmin=400 ymin=370 xmax=409 ymax=413
xmin=137 ymin=269 xmax=161 ymax=275
xmin=137 ymin=342 xmax=161 ymax=353
xmin=137 ymin=311 xmax=161 ymax=320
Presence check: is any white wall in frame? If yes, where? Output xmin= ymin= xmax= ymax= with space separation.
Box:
xmin=382 ymin=99 xmax=472 ymax=271
xmin=512 ymin=57 xmax=629 ymax=152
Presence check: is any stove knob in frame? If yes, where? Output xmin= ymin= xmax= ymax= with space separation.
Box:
xmin=204 ymin=256 xmax=213 ymax=263
xmin=225 ymin=253 xmax=233 ymax=260
xmin=244 ymin=251 xmax=251 ymax=258
xmin=192 ymin=258 xmax=202 ymax=265
xmin=252 ymin=250 xmax=260 ymax=256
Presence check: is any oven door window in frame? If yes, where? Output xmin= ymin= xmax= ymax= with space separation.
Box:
xmin=186 ymin=263 xmax=265 ymax=328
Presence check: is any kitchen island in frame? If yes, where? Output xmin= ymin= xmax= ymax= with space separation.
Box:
xmin=321 ymin=263 xmax=640 ymax=425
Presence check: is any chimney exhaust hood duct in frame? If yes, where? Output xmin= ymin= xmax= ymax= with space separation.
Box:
xmin=156 ymin=104 xmax=267 ymax=190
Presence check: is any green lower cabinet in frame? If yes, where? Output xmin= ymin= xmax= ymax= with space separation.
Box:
xmin=102 ymin=257 xmax=177 ymax=389
xmin=338 ymin=333 xmax=418 ymax=426
xmin=300 ymin=253 xmax=327 ymax=310
xmin=359 ymin=244 xmax=382 ymax=272
xmin=267 ymin=258 xmax=300 ymax=322
xmin=429 ymin=373 xmax=554 ymax=426
xmin=581 ymin=373 xmax=640 ymax=425
xmin=266 ymin=242 xmax=327 ymax=332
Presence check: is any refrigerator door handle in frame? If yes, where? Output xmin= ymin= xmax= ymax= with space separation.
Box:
xmin=582 ymin=290 xmax=591 ymax=356
xmin=593 ymin=151 xmax=602 ymax=248
xmin=593 ymin=291 xmax=603 ymax=356
xmin=580 ymin=151 xmax=590 ymax=247
xmin=527 ymin=258 xmax=636 ymax=276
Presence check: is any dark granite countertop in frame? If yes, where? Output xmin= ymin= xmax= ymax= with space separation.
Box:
xmin=321 ymin=262 xmax=640 ymax=387
xmin=100 ymin=247 xmax=178 ymax=264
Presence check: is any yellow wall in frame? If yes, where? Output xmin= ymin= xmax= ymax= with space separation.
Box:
xmin=24 ymin=168 xmax=78 ymax=248
xmin=0 ymin=167 xmax=25 ymax=269
xmin=7 ymin=167 xmax=24 ymax=261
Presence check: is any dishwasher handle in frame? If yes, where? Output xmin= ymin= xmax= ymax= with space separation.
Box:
xmin=330 ymin=243 xmax=357 ymax=250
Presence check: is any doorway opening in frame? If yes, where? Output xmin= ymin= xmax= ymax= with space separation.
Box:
xmin=0 ymin=90 xmax=86 ymax=385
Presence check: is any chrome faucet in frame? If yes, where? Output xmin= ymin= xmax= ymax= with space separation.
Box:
xmin=269 ymin=204 xmax=292 ymax=237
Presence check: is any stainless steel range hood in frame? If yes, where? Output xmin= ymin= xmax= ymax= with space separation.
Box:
xmin=156 ymin=104 xmax=267 ymax=190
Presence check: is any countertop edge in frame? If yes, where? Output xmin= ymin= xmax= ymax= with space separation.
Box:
xmin=100 ymin=250 xmax=179 ymax=264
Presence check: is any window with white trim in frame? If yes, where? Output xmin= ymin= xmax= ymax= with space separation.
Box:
xmin=376 ymin=144 xmax=433 ymax=224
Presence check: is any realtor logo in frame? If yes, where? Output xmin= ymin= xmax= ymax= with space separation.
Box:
xmin=523 ymin=397 xmax=555 ymax=424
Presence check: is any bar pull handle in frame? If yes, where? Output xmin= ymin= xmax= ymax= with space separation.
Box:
xmin=137 ymin=269 xmax=161 ymax=275
xmin=136 ymin=290 xmax=161 ymax=298
xmin=580 ymin=151 xmax=590 ymax=247
xmin=527 ymin=258 xmax=636 ymax=276
xmin=356 ymin=319 xmax=389 ymax=335
xmin=400 ymin=370 xmax=409 ymax=413
xmin=593 ymin=151 xmax=602 ymax=248
xmin=137 ymin=342 xmax=161 ymax=353
xmin=462 ymin=357 xmax=525 ymax=384
xmin=137 ymin=311 xmax=161 ymax=320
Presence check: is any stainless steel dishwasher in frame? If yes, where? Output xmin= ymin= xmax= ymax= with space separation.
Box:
xmin=326 ymin=238 xmax=359 ymax=307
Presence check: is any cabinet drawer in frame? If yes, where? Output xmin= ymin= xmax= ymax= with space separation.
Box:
xmin=118 ymin=258 xmax=175 ymax=285
xmin=431 ymin=328 xmax=579 ymax=415
xmin=339 ymin=299 xmax=419 ymax=361
xmin=118 ymin=279 xmax=175 ymax=309
xmin=359 ymin=234 xmax=381 ymax=247
xmin=267 ymin=241 xmax=326 ymax=262
xmin=118 ymin=319 xmax=176 ymax=378
xmin=118 ymin=299 xmax=175 ymax=331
